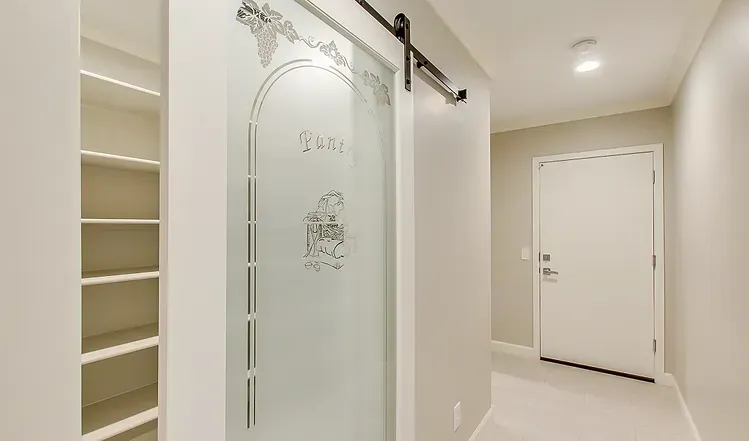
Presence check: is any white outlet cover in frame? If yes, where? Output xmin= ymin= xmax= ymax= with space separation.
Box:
xmin=453 ymin=402 xmax=461 ymax=432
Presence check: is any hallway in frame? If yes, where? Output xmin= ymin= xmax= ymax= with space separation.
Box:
xmin=482 ymin=353 xmax=696 ymax=441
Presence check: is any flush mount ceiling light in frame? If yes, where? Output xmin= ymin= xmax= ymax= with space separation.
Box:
xmin=576 ymin=60 xmax=601 ymax=73
xmin=573 ymin=39 xmax=601 ymax=73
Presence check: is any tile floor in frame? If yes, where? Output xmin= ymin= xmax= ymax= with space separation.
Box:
xmin=480 ymin=352 xmax=696 ymax=441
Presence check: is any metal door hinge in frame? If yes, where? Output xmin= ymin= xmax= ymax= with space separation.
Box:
xmin=653 ymin=339 xmax=657 ymax=353
xmin=653 ymin=170 xmax=656 ymax=184
xmin=652 ymin=255 xmax=657 ymax=269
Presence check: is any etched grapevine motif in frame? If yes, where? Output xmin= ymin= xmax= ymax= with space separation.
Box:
xmin=237 ymin=0 xmax=298 ymax=67
xmin=256 ymin=25 xmax=278 ymax=67
xmin=235 ymin=0 xmax=391 ymax=105
xmin=362 ymin=71 xmax=391 ymax=106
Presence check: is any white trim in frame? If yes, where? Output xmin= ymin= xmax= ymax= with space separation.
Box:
xmin=491 ymin=340 xmax=536 ymax=359
xmin=531 ymin=144 xmax=666 ymax=383
xmin=394 ymin=55 xmax=416 ymax=441
xmin=658 ymin=372 xmax=677 ymax=388
xmin=468 ymin=406 xmax=494 ymax=441
xmin=667 ymin=374 xmax=703 ymax=441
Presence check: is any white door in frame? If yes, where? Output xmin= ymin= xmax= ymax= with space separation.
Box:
xmin=539 ymin=152 xmax=655 ymax=379
xmin=227 ymin=0 xmax=412 ymax=440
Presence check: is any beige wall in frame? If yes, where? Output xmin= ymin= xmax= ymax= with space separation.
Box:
xmin=671 ymin=0 xmax=749 ymax=439
xmin=370 ymin=2 xmax=493 ymax=441
xmin=490 ymin=108 xmax=674 ymax=369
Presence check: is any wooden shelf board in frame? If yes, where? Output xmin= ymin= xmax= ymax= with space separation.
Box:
xmin=82 ymin=150 xmax=160 ymax=173
xmin=82 ymin=267 xmax=159 ymax=286
xmin=82 ymin=324 xmax=159 ymax=365
xmin=82 ymin=219 xmax=160 ymax=225
xmin=81 ymin=70 xmax=160 ymax=114
xmin=83 ymin=383 xmax=158 ymax=440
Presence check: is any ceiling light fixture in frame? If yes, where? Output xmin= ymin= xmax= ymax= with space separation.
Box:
xmin=573 ymin=39 xmax=601 ymax=73
xmin=576 ymin=60 xmax=601 ymax=73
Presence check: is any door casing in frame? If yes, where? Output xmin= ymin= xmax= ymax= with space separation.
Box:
xmin=531 ymin=144 xmax=666 ymax=384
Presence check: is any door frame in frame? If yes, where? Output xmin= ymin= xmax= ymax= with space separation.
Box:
xmin=531 ymin=143 xmax=665 ymax=383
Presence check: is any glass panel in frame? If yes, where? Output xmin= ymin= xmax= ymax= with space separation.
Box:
xmin=228 ymin=1 xmax=395 ymax=440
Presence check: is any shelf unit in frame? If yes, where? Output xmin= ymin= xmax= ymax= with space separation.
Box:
xmin=80 ymin=17 xmax=162 ymax=439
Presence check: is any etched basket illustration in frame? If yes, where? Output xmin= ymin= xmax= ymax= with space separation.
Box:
xmin=303 ymin=191 xmax=346 ymax=261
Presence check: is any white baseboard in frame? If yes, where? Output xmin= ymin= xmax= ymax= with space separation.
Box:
xmin=665 ymin=373 xmax=702 ymax=441
xmin=491 ymin=340 xmax=536 ymax=358
xmin=656 ymin=372 xmax=676 ymax=387
xmin=468 ymin=406 xmax=494 ymax=441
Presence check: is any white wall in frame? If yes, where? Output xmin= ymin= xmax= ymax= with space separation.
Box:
xmin=0 ymin=1 xmax=81 ymax=440
xmin=161 ymin=0 xmax=230 ymax=440
xmin=490 ymin=108 xmax=673 ymax=362
xmin=671 ymin=0 xmax=749 ymax=439
xmin=367 ymin=2 xmax=493 ymax=441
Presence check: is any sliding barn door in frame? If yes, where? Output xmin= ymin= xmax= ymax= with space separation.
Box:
xmin=227 ymin=0 xmax=410 ymax=440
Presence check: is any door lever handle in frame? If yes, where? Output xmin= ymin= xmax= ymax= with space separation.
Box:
xmin=543 ymin=268 xmax=558 ymax=276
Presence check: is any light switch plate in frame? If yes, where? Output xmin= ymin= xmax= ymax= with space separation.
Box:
xmin=521 ymin=247 xmax=531 ymax=261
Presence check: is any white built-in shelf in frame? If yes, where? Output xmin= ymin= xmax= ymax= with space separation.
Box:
xmin=82 ymin=150 xmax=160 ymax=173
xmin=82 ymin=219 xmax=160 ymax=226
xmin=82 ymin=267 xmax=159 ymax=286
xmin=83 ymin=408 xmax=157 ymax=441
xmin=81 ymin=70 xmax=160 ymax=114
xmin=82 ymin=323 xmax=159 ymax=365
xmin=130 ymin=430 xmax=158 ymax=441
xmin=82 ymin=383 xmax=158 ymax=441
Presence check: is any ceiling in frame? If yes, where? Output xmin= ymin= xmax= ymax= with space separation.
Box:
xmin=81 ymin=0 xmax=722 ymax=133
xmin=426 ymin=0 xmax=722 ymax=133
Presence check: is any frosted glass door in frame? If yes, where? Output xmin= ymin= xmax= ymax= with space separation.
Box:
xmin=229 ymin=1 xmax=395 ymax=440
